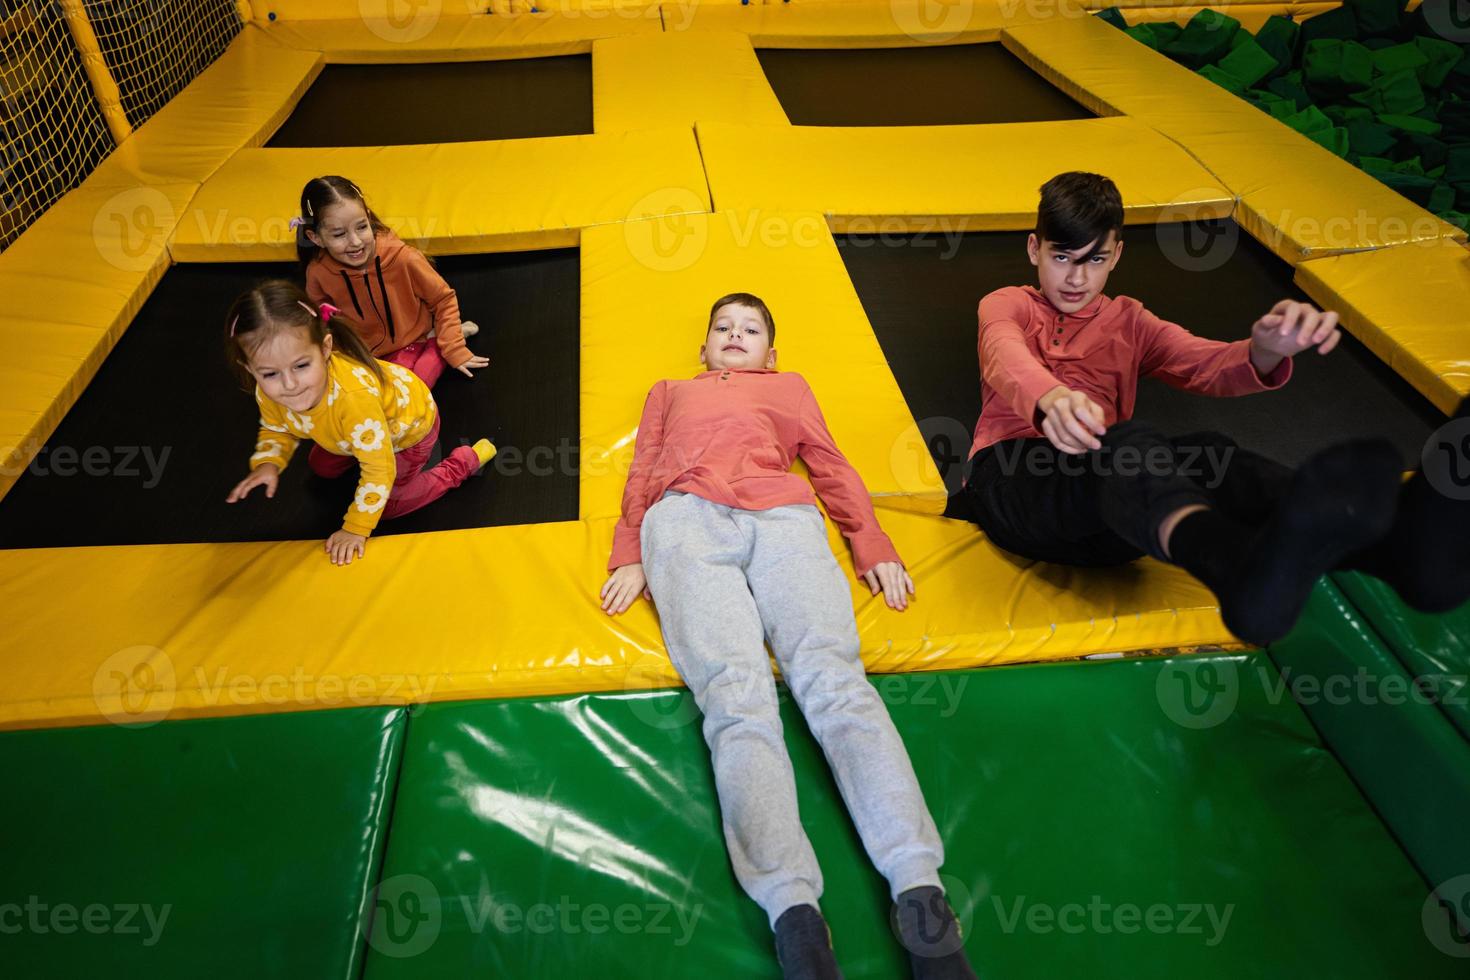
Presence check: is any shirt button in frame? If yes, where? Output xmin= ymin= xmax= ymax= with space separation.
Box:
xmin=1056 ymin=327 xmax=1063 ymax=334
xmin=721 ymin=372 xmax=729 ymax=379
xmin=1052 ymin=339 xmax=1060 ymax=346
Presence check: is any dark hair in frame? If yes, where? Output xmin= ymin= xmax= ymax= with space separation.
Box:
xmin=707 ymin=292 xmax=775 ymax=345
xmin=295 ymin=175 xmax=390 ymax=269
xmin=1035 ymin=172 xmax=1123 ymax=257
xmin=225 ymin=279 xmax=385 ymax=390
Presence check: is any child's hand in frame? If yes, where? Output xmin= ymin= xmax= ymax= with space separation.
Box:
xmin=1037 ymin=385 xmax=1107 ymax=455
xmin=455 ymin=354 xmax=491 ymax=378
xmin=601 ymin=563 xmax=651 ymax=615
xmin=227 ymin=464 xmax=279 ymax=503
xmin=864 ymin=561 xmax=915 ymax=611
xmin=325 ymin=529 xmax=367 ymax=566
xmin=1250 ymin=299 xmax=1342 ymax=366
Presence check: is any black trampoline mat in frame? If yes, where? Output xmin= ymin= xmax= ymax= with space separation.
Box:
xmin=835 ymin=221 xmax=1443 ymax=516
xmin=0 ymin=251 xmax=579 ymax=549
xmin=266 ymin=57 xmax=593 ymax=146
xmin=755 ymin=44 xmax=1092 ymax=127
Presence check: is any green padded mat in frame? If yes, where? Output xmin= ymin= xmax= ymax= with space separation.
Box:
xmin=0 ymin=706 xmax=406 ymax=979
xmin=366 ymin=656 xmax=1460 ymax=978
xmin=1333 ymin=570 xmax=1470 ymax=741
xmin=1271 ymin=579 xmax=1470 ymax=936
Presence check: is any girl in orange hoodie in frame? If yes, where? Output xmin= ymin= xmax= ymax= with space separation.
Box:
xmin=295 ymin=176 xmax=488 ymax=388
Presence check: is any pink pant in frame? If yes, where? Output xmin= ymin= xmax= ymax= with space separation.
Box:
xmin=307 ymin=415 xmax=479 ymax=521
xmin=385 ymin=339 xmax=446 ymax=388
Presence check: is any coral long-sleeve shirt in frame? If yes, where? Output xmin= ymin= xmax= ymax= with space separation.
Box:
xmin=609 ymin=369 xmax=901 ymax=577
xmin=970 ymin=285 xmax=1292 ymax=457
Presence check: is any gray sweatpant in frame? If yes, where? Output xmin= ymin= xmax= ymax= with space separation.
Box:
xmin=641 ymin=491 xmax=944 ymax=928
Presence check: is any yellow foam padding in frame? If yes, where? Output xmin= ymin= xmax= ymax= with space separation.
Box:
xmin=592 ymin=31 xmax=788 ymax=132
xmin=168 ymin=128 xmax=711 ymax=261
xmin=96 ymin=25 xmax=322 ymax=188
xmin=1002 ymin=16 xmax=1466 ymax=259
xmin=257 ymin=8 xmax=661 ymax=63
xmin=250 ymin=0 xmax=500 ymax=18
xmin=0 ymin=505 xmax=1233 ymax=731
xmin=1294 ymin=240 xmax=1470 ymax=415
xmin=1113 ymin=4 xmax=1338 ymax=31
xmin=580 ymin=211 xmax=946 ymax=521
xmin=660 ymin=0 xmax=1054 ymax=47
xmin=0 ymin=179 xmax=193 ymax=503
xmin=697 ymin=118 xmax=1234 ymax=231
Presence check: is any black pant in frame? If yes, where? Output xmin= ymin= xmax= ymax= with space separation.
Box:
xmin=958 ymin=420 xmax=1293 ymax=567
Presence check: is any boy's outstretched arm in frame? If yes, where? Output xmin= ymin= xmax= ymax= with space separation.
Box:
xmin=1248 ymin=299 xmax=1342 ymax=376
xmin=794 ymin=381 xmax=914 ymax=611
xmin=1135 ymin=299 xmax=1336 ymax=397
xmin=602 ymin=382 xmax=667 ymax=614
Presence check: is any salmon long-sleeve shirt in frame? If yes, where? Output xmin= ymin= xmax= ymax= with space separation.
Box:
xmin=608 ymin=369 xmax=901 ymax=577
xmin=970 ymin=285 xmax=1292 ymax=458
xmin=249 ymin=355 xmax=437 ymax=537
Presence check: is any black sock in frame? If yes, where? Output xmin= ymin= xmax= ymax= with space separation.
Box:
xmin=891 ymin=887 xmax=977 ymax=980
xmin=1344 ymin=399 xmax=1470 ymax=613
xmin=774 ymin=905 xmax=842 ymax=980
xmin=1167 ymin=508 xmax=1254 ymax=599
xmin=1169 ymin=439 xmax=1404 ymax=645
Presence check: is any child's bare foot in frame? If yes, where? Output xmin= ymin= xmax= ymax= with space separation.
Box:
xmin=774 ymin=905 xmax=842 ymax=980
xmin=460 ymin=320 xmax=480 ymax=338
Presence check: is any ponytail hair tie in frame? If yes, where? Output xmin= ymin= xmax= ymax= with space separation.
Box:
xmin=296 ymin=300 xmax=339 ymax=323
xmin=228 ymin=315 xmax=239 ymax=337
xmin=288 ymin=216 xmax=305 ymax=230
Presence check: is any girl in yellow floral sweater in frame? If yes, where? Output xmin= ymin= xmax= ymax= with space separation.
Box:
xmin=225 ymin=280 xmax=496 ymax=565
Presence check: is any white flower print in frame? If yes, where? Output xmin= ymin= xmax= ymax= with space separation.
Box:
xmin=258 ymin=418 xmax=288 ymax=434
xmin=326 ymin=379 xmax=342 ymax=406
xmin=251 ymin=439 xmax=283 ymax=463
xmin=388 ymin=364 xmax=412 ymax=381
xmin=285 ymin=410 xmax=314 ymax=435
xmin=391 ymin=375 xmax=411 ymax=409
xmin=351 ymin=417 xmax=386 ymax=453
xmin=350 ymin=365 xmax=380 ymax=396
xmin=354 ymin=482 xmax=388 ymax=514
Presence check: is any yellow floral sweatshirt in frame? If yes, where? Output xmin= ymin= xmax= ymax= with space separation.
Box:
xmin=249 ymin=353 xmax=437 ymax=536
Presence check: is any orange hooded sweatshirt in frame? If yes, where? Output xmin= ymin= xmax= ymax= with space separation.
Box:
xmin=305 ymin=230 xmax=473 ymax=368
